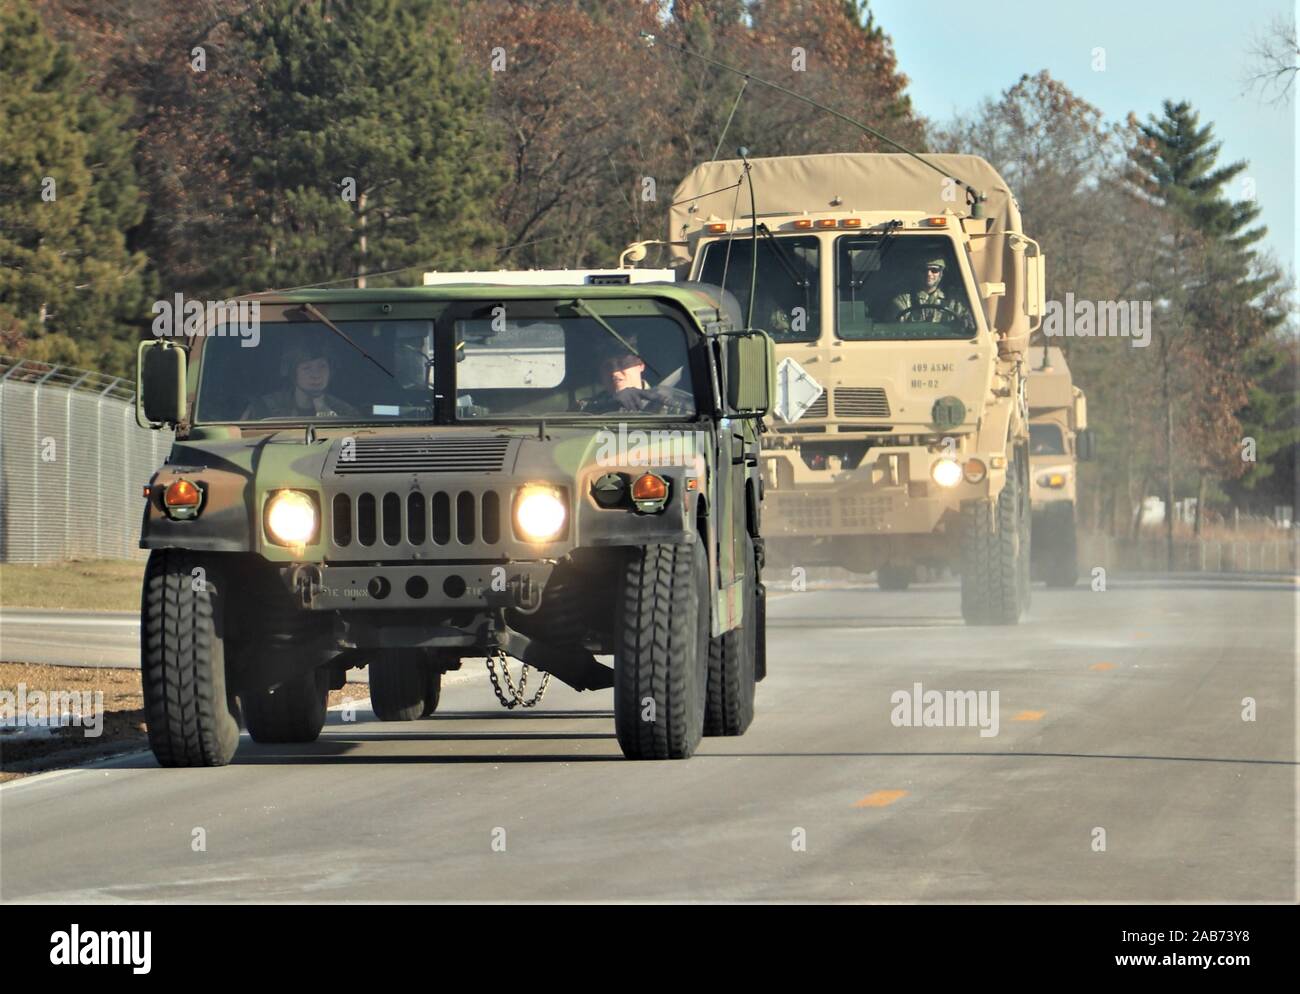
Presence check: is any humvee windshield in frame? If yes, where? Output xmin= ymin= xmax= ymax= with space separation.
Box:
xmin=454 ymin=314 xmax=696 ymax=419
xmin=196 ymin=319 xmax=437 ymax=424
xmin=1030 ymin=423 xmax=1066 ymax=455
xmin=697 ymin=235 xmax=820 ymax=343
xmin=836 ymin=234 xmax=977 ymax=340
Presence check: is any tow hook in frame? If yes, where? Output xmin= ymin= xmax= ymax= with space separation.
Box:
xmin=291 ymin=564 xmax=324 ymax=607
xmin=510 ymin=573 xmax=542 ymax=613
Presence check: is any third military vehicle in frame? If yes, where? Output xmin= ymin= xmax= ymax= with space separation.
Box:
xmin=135 ymin=281 xmax=773 ymax=765
xmin=1026 ymin=345 xmax=1093 ymax=587
xmin=667 ymin=152 xmax=1045 ymax=624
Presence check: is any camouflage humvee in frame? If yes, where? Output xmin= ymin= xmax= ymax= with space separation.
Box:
xmin=1026 ymin=346 xmax=1094 ymax=588
xmin=134 ymin=283 xmax=774 ymax=765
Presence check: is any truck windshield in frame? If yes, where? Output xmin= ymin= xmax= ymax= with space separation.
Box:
xmin=195 ymin=320 xmax=436 ymax=424
xmin=454 ymin=314 xmax=696 ymax=419
xmin=836 ymin=234 xmax=977 ymax=340
xmin=697 ymin=235 xmax=820 ymax=343
xmin=1030 ymin=424 xmax=1066 ymax=455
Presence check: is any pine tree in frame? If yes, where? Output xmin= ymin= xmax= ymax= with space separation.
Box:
xmin=0 ymin=0 xmax=150 ymax=373
xmin=212 ymin=0 xmax=502 ymax=293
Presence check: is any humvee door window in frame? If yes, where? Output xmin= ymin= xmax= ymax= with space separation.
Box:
xmin=1030 ymin=423 xmax=1066 ymax=455
xmin=195 ymin=320 xmax=435 ymax=424
xmin=697 ymin=235 xmax=820 ymax=343
xmin=836 ymin=234 xmax=977 ymax=340
xmin=453 ymin=315 xmax=695 ymax=419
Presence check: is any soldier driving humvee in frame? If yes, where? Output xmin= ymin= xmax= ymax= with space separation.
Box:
xmin=578 ymin=349 xmax=694 ymax=415
xmin=242 ymin=342 xmax=360 ymax=420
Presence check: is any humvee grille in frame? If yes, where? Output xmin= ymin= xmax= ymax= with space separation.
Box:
xmin=833 ymin=388 xmax=891 ymax=418
xmin=333 ymin=436 xmax=513 ymax=475
xmin=331 ymin=489 xmax=503 ymax=549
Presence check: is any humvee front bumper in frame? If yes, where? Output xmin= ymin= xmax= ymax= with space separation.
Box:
xmin=280 ymin=561 xmax=554 ymax=612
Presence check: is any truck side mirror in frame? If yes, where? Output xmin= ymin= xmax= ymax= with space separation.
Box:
xmin=136 ymin=340 xmax=187 ymax=428
xmin=1076 ymin=427 xmax=1095 ymax=462
xmin=724 ymin=330 xmax=775 ymax=417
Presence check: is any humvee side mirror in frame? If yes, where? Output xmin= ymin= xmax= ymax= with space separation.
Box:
xmin=724 ymin=330 xmax=775 ymax=417
xmin=1076 ymin=427 xmax=1096 ymax=461
xmin=136 ymin=339 xmax=187 ymax=428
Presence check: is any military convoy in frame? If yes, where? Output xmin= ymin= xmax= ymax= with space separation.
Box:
xmin=135 ymin=282 xmax=774 ymax=765
xmin=667 ymin=152 xmax=1046 ymax=624
xmin=1026 ymin=346 xmax=1093 ymax=587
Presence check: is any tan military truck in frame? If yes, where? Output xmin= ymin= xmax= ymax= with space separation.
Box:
xmin=665 ymin=152 xmax=1045 ymax=624
xmin=1026 ymin=345 xmax=1093 ymax=587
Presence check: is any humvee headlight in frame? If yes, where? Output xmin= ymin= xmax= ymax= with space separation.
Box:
xmin=931 ymin=458 xmax=963 ymax=488
xmin=514 ymin=486 xmax=566 ymax=542
xmin=1038 ymin=471 xmax=1068 ymax=489
xmin=265 ymin=490 xmax=318 ymax=546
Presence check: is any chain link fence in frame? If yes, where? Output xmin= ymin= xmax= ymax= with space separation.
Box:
xmin=0 ymin=356 xmax=172 ymax=563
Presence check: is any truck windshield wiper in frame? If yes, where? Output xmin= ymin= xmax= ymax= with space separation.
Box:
xmin=850 ymin=220 xmax=904 ymax=292
xmin=571 ymin=298 xmax=663 ymax=378
xmin=302 ymin=303 xmax=395 ymax=379
xmin=757 ymin=223 xmax=809 ymax=288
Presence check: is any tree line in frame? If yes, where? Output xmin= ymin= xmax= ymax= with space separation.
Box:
xmin=1 ymin=0 xmax=1293 ymax=531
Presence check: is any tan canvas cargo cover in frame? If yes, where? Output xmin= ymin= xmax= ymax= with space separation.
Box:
xmin=1026 ymin=346 xmax=1075 ymax=410
xmin=668 ymin=152 xmax=1022 ymax=266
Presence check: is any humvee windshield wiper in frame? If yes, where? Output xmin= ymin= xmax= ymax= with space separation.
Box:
xmin=302 ymin=302 xmax=394 ymax=379
xmin=571 ymin=298 xmax=663 ymax=378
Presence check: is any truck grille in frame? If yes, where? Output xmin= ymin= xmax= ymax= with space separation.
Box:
xmin=331 ymin=489 xmax=503 ymax=548
xmin=804 ymin=393 xmax=828 ymax=418
xmin=833 ymin=388 xmax=891 ymax=418
xmin=333 ymin=436 xmax=513 ymax=475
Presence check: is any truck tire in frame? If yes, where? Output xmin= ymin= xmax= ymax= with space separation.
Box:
xmin=877 ymin=564 xmax=913 ymax=591
xmin=141 ymin=550 xmax=242 ymax=768
xmin=1044 ymin=502 xmax=1079 ymax=588
xmin=614 ymin=540 xmax=708 ymax=760
xmin=705 ymin=533 xmax=757 ymax=737
xmin=960 ymin=461 xmax=1027 ymax=625
xmin=421 ymin=668 xmax=442 ymax=717
xmin=242 ymin=669 xmax=328 ymax=743
xmin=370 ymin=649 xmax=429 ymax=721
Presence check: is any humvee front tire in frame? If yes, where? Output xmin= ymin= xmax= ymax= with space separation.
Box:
xmin=614 ymin=541 xmax=708 ymax=760
xmin=960 ymin=461 xmax=1027 ymax=625
xmin=242 ymin=670 xmax=328 ymax=743
xmin=705 ymin=533 xmax=757 ymax=737
xmin=141 ymin=550 xmax=242 ymax=767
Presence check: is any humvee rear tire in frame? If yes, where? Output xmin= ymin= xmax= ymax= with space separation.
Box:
xmin=705 ymin=533 xmax=757 ymax=737
xmin=141 ymin=550 xmax=242 ymax=767
xmin=614 ymin=541 xmax=708 ymax=760
xmin=370 ymin=649 xmax=429 ymax=721
xmin=242 ymin=669 xmax=328 ymax=743
xmin=877 ymin=564 xmax=913 ymax=591
xmin=960 ymin=460 xmax=1027 ymax=626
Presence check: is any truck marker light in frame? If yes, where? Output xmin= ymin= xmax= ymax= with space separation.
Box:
xmin=840 ymin=217 xmax=862 ymax=227
xmin=815 ymin=218 xmax=837 ymax=228
xmin=514 ymin=486 xmax=566 ymax=542
xmin=705 ymin=222 xmax=728 ymax=233
xmin=931 ymin=459 xmax=962 ymax=488
xmin=792 ymin=218 xmax=813 ymax=229
xmin=265 ymin=490 xmax=317 ymax=545
xmin=163 ymin=479 xmax=202 ymax=519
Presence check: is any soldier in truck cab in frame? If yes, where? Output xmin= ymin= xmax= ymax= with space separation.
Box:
xmin=890 ymin=256 xmax=974 ymax=329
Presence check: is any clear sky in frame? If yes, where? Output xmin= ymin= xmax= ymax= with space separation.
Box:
xmin=868 ymin=0 xmax=1296 ymax=278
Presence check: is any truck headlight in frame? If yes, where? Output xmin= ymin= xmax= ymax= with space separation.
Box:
xmin=931 ymin=458 xmax=963 ymax=488
xmin=265 ymin=490 xmax=318 ymax=545
xmin=1037 ymin=471 xmax=1069 ymax=489
xmin=514 ymin=485 xmax=566 ymax=542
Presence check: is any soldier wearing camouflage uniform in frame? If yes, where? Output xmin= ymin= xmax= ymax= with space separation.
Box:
xmin=890 ymin=256 xmax=974 ymax=328
xmin=579 ymin=351 xmax=694 ymax=415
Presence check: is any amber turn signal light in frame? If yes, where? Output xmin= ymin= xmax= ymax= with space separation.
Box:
xmin=631 ymin=473 xmax=668 ymax=502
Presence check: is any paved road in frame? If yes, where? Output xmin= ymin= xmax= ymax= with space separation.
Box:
xmin=0 ymin=576 xmax=1294 ymax=902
